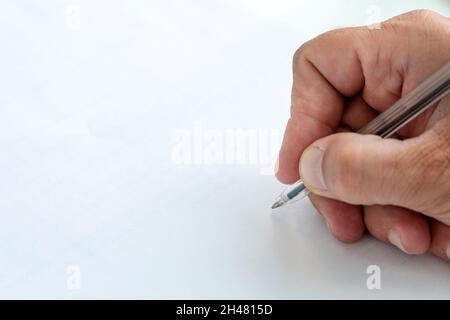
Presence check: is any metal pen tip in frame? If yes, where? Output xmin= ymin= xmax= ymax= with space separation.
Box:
xmin=271 ymin=199 xmax=285 ymax=209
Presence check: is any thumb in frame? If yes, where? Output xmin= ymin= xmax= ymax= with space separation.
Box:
xmin=299 ymin=129 xmax=450 ymax=212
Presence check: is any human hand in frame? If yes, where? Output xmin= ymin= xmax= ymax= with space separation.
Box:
xmin=276 ymin=10 xmax=450 ymax=261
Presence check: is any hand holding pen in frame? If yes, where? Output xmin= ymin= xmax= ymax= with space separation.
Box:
xmin=274 ymin=10 xmax=450 ymax=261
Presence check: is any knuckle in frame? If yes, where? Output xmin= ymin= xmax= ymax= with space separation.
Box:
xmin=405 ymin=9 xmax=439 ymax=20
xmin=399 ymin=9 xmax=449 ymax=34
xmin=385 ymin=9 xmax=445 ymax=36
xmin=292 ymin=40 xmax=312 ymax=69
xmin=394 ymin=9 xmax=440 ymax=22
xmin=292 ymin=27 xmax=352 ymax=66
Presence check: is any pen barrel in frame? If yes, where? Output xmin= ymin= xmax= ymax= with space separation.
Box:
xmin=358 ymin=62 xmax=450 ymax=138
xmin=284 ymin=181 xmax=309 ymax=201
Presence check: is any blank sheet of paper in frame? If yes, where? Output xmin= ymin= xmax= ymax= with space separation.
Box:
xmin=0 ymin=0 xmax=449 ymax=299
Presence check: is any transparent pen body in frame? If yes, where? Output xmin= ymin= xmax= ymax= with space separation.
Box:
xmin=278 ymin=180 xmax=310 ymax=203
xmin=359 ymin=61 xmax=450 ymax=137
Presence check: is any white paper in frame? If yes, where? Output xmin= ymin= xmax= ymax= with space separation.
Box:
xmin=1 ymin=0 xmax=449 ymax=299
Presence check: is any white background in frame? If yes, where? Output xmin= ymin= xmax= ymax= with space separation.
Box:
xmin=1 ymin=0 xmax=449 ymax=299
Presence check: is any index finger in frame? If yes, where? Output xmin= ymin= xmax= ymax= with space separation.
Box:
xmin=276 ymin=29 xmax=366 ymax=183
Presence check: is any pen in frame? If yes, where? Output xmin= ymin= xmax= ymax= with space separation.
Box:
xmin=272 ymin=61 xmax=450 ymax=209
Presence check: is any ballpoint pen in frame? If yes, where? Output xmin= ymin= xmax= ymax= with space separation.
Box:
xmin=272 ymin=61 xmax=450 ymax=209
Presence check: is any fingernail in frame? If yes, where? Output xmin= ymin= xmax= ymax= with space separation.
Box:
xmin=388 ymin=230 xmax=408 ymax=254
xmin=446 ymin=244 xmax=450 ymax=260
xmin=300 ymin=146 xmax=327 ymax=191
